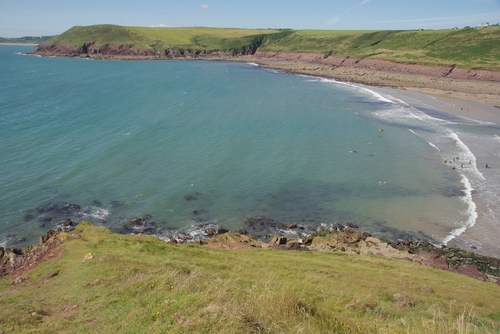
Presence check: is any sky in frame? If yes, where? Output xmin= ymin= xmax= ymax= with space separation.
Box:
xmin=1 ymin=0 xmax=500 ymax=37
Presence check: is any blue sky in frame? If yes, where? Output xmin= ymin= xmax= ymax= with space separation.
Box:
xmin=1 ymin=0 xmax=500 ymax=37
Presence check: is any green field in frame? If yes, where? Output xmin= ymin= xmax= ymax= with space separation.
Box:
xmin=41 ymin=24 xmax=500 ymax=70
xmin=126 ymin=26 xmax=280 ymax=45
xmin=259 ymin=27 xmax=500 ymax=69
xmin=1 ymin=223 xmax=500 ymax=333
xmin=297 ymin=29 xmax=378 ymax=36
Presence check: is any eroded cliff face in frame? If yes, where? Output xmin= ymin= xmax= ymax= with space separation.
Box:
xmin=34 ymin=43 xmax=255 ymax=60
xmin=253 ymin=51 xmax=500 ymax=82
xmin=34 ymin=43 xmax=500 ymax=83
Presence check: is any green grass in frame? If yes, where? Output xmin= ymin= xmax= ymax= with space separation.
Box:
xmin=1 ymin=222 xmax=500 ymax=333
xmin=259 ymin=27 xmax=500 ymax=69
xmin=45 ymin=24 xmax=154 ymax=49
xmin=43 ymin=24 xmax=500 ymax=69
xmin=297 ymin=30 xmax=379 ymax=36
xmin=126 ymin=27 xmax=280 ymax=45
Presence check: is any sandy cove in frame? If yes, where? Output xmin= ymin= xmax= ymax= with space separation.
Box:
xmin=230 ymin=52 xmax=500 ymax=121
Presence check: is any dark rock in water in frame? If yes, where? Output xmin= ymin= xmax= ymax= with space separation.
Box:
xmin=120 ymin=215 xmax=164 ymax=235
xmin=244 ymin=217 xmax=277 ymax=228
xmin=108 ymin=200 xmax=124 ymax=208
xmin=57 ymin=219 xmax=75 ymax=232
xmin=235 ymin=229 xmax=248 ymax=235
xmin=93 ymin=200 xmax=103 ymax=207
xmin=131 ymin=218 xmax=144 ymax=226
xmin=56 ymin=203 xmax=81 ymax=215
xmin=24 ymin=213 xmax=35 ymax=221
xmin=62 ymin=219 xmax=73 ymax=227
xmin=184 ymin=192 xmax=202 ymax=201
xmin=39 ymin=217 xmax=54 ymax=224
xmin=217 ymin=228 xmax=229 ymax=235
xmin=279 ymin=223 xmax=297 ymax=230
xmin=346 ymin=222 xmax=359 ymax=229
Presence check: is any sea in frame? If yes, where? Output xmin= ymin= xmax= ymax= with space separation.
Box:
xmin=1 ymin=45 xmax=499 ymax=256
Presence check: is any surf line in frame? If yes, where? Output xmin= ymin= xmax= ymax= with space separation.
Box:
xmin=448 ymin=131 xmax=485 ymax=181
xmin=442 ymin=172 xmax=477 ymax=245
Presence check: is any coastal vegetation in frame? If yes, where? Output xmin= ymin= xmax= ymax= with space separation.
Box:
xmin=1 ymin=223 xmax=500 ymax=333
xmin=37 ymin=24 xmax=500 ymax=70
xmin=261 ymin=28 xmax=500 ymax=69
xmin=0 ymin=36 xmax=54 ymax=44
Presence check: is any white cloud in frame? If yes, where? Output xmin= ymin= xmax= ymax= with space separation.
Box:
xmin=200 ymin=4 xmax=209 ymax=10
xmin=327 ymin=16 xmax=341 ymax=25
xmin=327 ymin=0 xmax=373 ymax=25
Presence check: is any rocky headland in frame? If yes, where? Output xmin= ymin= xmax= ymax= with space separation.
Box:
xmin=33 ymin=43 xmax=500 ymax=107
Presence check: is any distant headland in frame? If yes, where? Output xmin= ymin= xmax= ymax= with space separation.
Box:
xmin=31 ymin=24 xmax=500 ymax=107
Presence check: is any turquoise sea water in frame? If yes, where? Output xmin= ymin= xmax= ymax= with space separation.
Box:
xmin=1 ymin=45 xmax=499 ymax=255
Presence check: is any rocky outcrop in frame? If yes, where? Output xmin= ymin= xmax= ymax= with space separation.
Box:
xmin=252 ymin=51 xmax=500 ymax=82
xmin=203 ymin=232 xmax=264 ymax=250
xmin=202 ymin=227 xmax=500 ymax=283
xmin=34 ymin=43 xmax=252 ymax=60
xmin=0 ymin=229 xmax=73 ymax=278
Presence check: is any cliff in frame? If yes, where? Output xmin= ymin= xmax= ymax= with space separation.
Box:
xmin=1 ymin=223 xmax=500 ymax=333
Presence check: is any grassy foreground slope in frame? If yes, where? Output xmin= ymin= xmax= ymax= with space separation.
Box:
xmin=39 ymin=24 xmax=500 ymax=70
xmin=1 ymin=223 xmax=500 ymax=333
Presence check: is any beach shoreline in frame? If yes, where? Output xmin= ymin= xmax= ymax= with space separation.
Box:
xmin=8 ymin=45 xmax=500 ymax=257
xmin=228 ymin=54 xmax=500 ymax=257
xmin=231 ymin=54 xmax=500 ymax=123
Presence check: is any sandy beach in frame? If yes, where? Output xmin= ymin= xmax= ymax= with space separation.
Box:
xmin=233 ymin=54 xmax=500 ymax=119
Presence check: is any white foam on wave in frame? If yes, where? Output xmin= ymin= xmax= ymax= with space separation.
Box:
xmin=327 ymin=80 xmax=395 ymax=104
xmin=246 ymin=62 xmax=259 ymax=67
xmin=408 ymin=129 xmax=441 ymax=152
xmin=442 ymin=173 xmax=477 ymax=244
xmin=81 ymin=206 xmax=110 ymax=220
xmin=447 ymin=132 xmax=485 ymax=181
xmin=0 ymin=240 xmax=6 ymax=248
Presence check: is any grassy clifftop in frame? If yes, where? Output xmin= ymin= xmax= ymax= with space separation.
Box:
xmin=1 ymin=223 xmax=500 ymax=333
xmin=260 ymin=27 xmax=500 ymax=69
xmin=41 ymin=24 xmax=288 ymax=55
xmin=39 ymin=24 xmax=500 ymax=69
